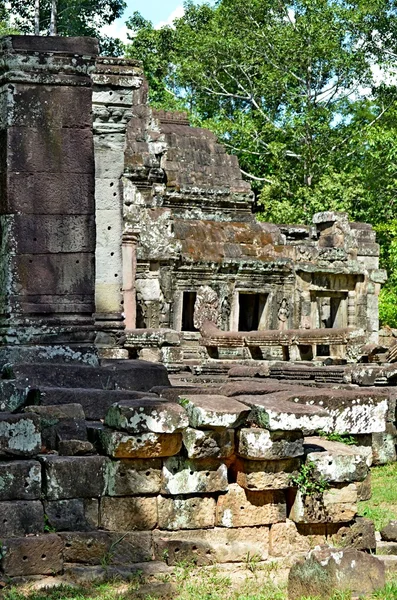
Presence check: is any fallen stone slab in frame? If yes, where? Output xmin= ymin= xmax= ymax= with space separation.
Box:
xmin=287 ymin=388 xmax=390 ymax=434
xmin=161 ymin=457 xmax=228 ymax=495
xmin=158 ymin=495 xmax=216 ymax=530
xmin=289 ymin=484 xmax=358 ymax=524
xmin=381 ymin=521 xmax=397 ymax=542
xmin=44 ymin=498 xmax=98 ymax=532
xmin=0 ymin=459 xmax=41 ymax=500
xmin=100 ymin=496 xmax=158 ymax=531
xmin=105 ymin=458 xmax=162 ymax=496
xmin=238 ymin=428 xmax=304 ymax=460
xmin=0 ymin=413 xmax=41 ymax=457
xmin=329 ymin=517 xmax=376 ymax=552
xmin=105 ymin=399 xmax=188 ymax=434
xmin=0 ymin=500 xmax=44 ymax=536
xmin=288 ymin=546 xmax=386 ymax=600
xmin=177 ymin=395 xmax=251 ymax=429
xmin=10 ymin=360 xmax=170 ymax=391
xmin=233 ymin=457 xmax=301 ymax=490
xmin=376 ymin=541 xmax=397 ymax=555
xmin=34 ymin=387 xmax=160 ymax=420
xmin=216 ymin=483 xmax=286 ymax=527
xmin=100 ymin=429 xmax=182 ymax=458
xmin=182 ymin=427 xmax=235 ymax=459
xmin=239 ymin=393 xmax=332 ymax=433
xmin=153 ymin=526 xmax=269 ymax=565
xmin=41 ymin=455 xmax=108 ymax=500
xmin=1 ymin=534 xmax=64 ymax=577
xmin=304 ymin=436 xmax=370 ymax=483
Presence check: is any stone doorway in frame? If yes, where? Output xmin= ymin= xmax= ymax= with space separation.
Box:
xmin=238 ymin=293 xmax=268 ymax=331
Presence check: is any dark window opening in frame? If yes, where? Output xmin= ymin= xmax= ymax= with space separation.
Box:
xmin=182 ymin=292 xmax=198 ymax=331
xmin=238 ymin=293 xmax=267 ymax=331
xmin=317 ymin=344 xmax=330 ymax=356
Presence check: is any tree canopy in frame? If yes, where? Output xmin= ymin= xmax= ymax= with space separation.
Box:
xmin=126 ymin=0 xmax=397 ymax=325
xmin=7 ymin=0 xmax=125 ymax=52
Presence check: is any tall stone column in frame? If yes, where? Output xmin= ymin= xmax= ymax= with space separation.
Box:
xmin=0 ymin=36 xmax=98 ymax=358
xmin=92 ymin=58 xmax=145 ymax=353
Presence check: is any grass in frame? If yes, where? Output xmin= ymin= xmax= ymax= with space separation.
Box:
xmin=1 ymin=569 xmax=397 ymax=600
xmin=358 ymin=462 xmax=397 ymax=530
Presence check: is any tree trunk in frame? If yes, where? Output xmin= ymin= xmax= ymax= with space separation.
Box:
xmin=34 ymin=0 xmax=40 ymax=34
xmin=49 ymin=0 xmax=57 ymax=35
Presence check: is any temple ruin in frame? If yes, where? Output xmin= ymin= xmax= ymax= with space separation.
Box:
xmin=0 ymin=35 xmax=394 ymax=587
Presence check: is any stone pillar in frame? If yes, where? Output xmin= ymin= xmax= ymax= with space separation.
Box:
xmin=0 ymin=36 xmax=98 ymax=356
xmin=347 ymin=291 xmax=356 ymax=328
xmin=122 ymin=230 xmax=139 ymax=329
xmin=92 ymin=57 xmax=145 ymax=350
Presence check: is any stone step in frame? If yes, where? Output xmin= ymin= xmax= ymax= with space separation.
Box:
xmin=29 ymin=387 xmax=160 ymax=420
xmin=6 ymin=360 xmax=170 ymax=392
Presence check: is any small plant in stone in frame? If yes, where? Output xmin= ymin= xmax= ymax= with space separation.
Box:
xmin=244 ymin=551 xmax=262 ymax=574
xmin=290 ymin=461 xmax=329 ymax=497
xmin=319 ymin=431 xmax=357 ymax=445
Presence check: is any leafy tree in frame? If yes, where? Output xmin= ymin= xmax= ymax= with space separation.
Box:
xmin=8 ymin=0 xmax=126 ymax=52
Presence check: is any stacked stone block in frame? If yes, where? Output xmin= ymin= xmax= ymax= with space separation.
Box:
xmin=0 ymin=382 xmax=385 ymax=580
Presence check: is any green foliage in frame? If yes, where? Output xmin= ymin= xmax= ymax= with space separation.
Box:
xmin=290 ymin=461 xmax=329 ymax=497
xmin=318 ymin=431 xmax=357 ymax=445
xmin=358 ymin=462 xmax=397 ymax=530
xmin=8 ymin=0 xmax=126 ymax=49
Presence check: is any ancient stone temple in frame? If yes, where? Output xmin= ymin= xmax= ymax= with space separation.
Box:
xmin=0 ymin=36 xmax=394 ymax=588
xmin=92 ymin=56 xmax=386 ymax=367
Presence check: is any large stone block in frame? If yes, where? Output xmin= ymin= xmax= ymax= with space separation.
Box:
xmin=269 ymin=520 xmax=312 ymax=557
xmin=13 ymin=253 xmax=94 ymax=296
xmin=216 ymin=483 xmax=286 ymax=527
xmin=60 ymin=531 xmax=153 ymax=565
xmin=288 ymin=546 xmax=385 ymax=600
xmin=0 ymin=413 xmax=41 ymax=457
xmin=1 ymin=534 xmax=63 ymax=577
xmin=153 ymin=526 xmax=269 ymax=565
xmin=44 ymin=498 xmax=98 ymax=532
xmin=0 ymin=500 xmax=43 ymax=536
xmin=289 ymin=484 xmax=358 ymax=524
xmin=182 ymin=427 xmax=235 ymax=459
xmin=234 ymin=457 xmax=301 ymax=490
xmin=238 ymin=428 xmax=304 ymax=460
xmin=12 ymin=214 xmax=95 ymax=254
xmin=6 ymin=126 xmax=94 ymax=174
xmin=161 ymin=457 xmax=228 ymax=495
xmin=5 ymin=172 xmax=95 ymax=215
xmin=304 ymin=436 xmax=369 ymax=483
xmin=158 ymin=496 xmax=216 ymax=530
xmin=100 ymin=429 xmax=182 ymax=458
xmin=178 ymin=395 xmax=250 ymax=429
xmin=41 ymin=455 xmax=108 ymax=500
xmin=0 ymin=459 xmax=41 ymax=500
xmin=100 ymin=497 xmax=157 ymax=531
xmin=105 ymin=399 xmax=188 ymax=434
xmin=240 ymin=394 xmax=332 ymax=434
xmin=10 ymin=85 xmax=93 ymax=129
xmin=105 ymin=458 xmax=162 ymax=496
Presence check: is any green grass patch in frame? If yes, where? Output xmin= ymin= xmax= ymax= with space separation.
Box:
xmin=358 ymin=462 xmax=397 ymax=530
xmin=2 ymin=571 xmax=397 ymax=600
